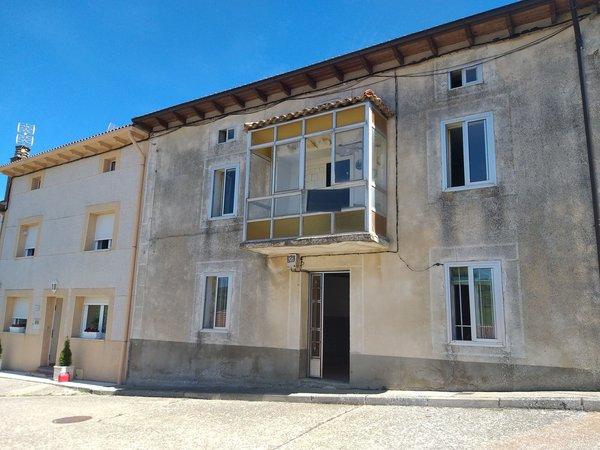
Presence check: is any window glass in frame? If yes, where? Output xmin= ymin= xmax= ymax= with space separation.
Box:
xmin=474 ymin=268 xmax=495 ymax=339
xmin=306 ymin=114 xmax=332 ymax=134
xmin=249 ymin=147 xmax=272 ymax=198
xmin=465 ymin=67 xmax=478 ymax=83
xmin=335 ymin=128 xmax=363 ymax=183
xmin=227 ymin=128 xmax=235 ymax=140
xmin=274 ymin=195 xmax=301 ymax=217
xmin=467 ymin=120 xmax=487 ymax=183
xmin=447 ymin=126 xmax=465 ymax=188
xmin=251 ymin=128 xmax=274 ymax=146
xmin=450 ymin=69 xmax=463 ymax=89
xmin=336 ymin=106 xmax=365 ymax=127
xmin=215 ymin=277 xmax=228 ymax=328
xmin=84 ymin=305 xmax=104 ymax=332
xmin=450 ymin=266 xmax=471 ymax=341
xmin=218 ymin=129 xmax=227 ymax=143
xmin=273 ymin=217 xmax=299 ymax=238
xmin=31 ymin=177 xmax=41 ymax=190
xmin=203 ymin=276 xmax=229 ymax=329
xmin=23 ymin=225 xmax=38 ymax=255
xmin=223 ymin=169 xmax=236 ymax=215
xmin=248 ymin=198 xmax=271 ymax=220
xmin=274 ymin=141 xmax=300 ymax=192
xmin=305 ymin=134 xmax=332 ymax=189
xmin=373 ymin=131 xmax=387 ymax=189
xmin=246 ymin=220 xmax=270 ymax=240
xmin=212 ymin=168 xmax=236 ymax=217
xmin=94 ymin=214 xmax=114 ymax=247
xmin=11 ymin=298 xmax=28 ymax=330
xmin=302 ymin=214 xmax=331 ymax=236
xmin=277 ymin=121 xmax=302 ymax=140
xmin=334 ymin=209 xmax=364 ymax=233
xmin=372 ymin=111 xmax=387 ymax=136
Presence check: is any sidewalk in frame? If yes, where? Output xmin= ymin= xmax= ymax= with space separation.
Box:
xmin=1 ymin=370 xmax=599 ymax=411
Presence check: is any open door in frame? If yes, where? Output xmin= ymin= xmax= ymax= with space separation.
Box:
xmin=48 ymin=299 xmax=63 ymax=365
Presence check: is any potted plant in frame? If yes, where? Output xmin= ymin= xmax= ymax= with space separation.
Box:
xmin=53 ymin=338 xmax=75 ymax=382
xmin=80 ymin=325 xmax=104 ymax=340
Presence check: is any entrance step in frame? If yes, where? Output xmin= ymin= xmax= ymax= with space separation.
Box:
xmin=34 ymin=366 xmax=53 ymax=378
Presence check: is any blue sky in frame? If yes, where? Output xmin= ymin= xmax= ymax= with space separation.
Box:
xmin=0 ymin=0 xmax=513 ymax=193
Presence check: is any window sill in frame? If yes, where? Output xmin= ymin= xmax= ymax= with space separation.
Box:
xmin=208 ymin=215 xmax=238 ymax=221
xmin=84 ymin=249 xmax=113 ymax=253
xmin=448 ymin=340 xmax=504 ymax=348
xmin=15 ymin=256 xmax=35 ymax=260
xmin=443 ymin=182 xmax=496 ymax=193
xmin=200 ymin=328 xmax=228 ymax=334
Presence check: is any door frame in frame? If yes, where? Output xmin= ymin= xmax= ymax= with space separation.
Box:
xmin=307 ymin=270 xmax=350 ymax=379
xmin=41 ymin=297 xmax=63 ymax=367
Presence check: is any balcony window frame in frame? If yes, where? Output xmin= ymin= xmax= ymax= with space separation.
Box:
xmin=444 ymin=261 xmax=505 ymax=347
xmin=244 ymin=102 xmax=386 ymax=242
xmin=440 ymin=112 xmax=496 ymax=192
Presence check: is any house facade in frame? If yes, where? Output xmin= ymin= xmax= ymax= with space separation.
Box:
xmin=125 ymin=1 xmax=600 ymax=390
xmin=0 ymin=126 xmax=148 ymax=383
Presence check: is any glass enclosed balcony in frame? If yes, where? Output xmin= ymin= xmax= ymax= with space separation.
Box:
xmin=241 ymin=97 xmax=391 ymax=256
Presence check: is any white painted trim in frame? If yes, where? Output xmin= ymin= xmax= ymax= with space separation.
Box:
xmin=440 ymin=112 xmax=496 ymax=191
xmin=443 ymin=260 xmax=505 ymax=347
xmin=448 ymin=64 xmax=483 ymax=90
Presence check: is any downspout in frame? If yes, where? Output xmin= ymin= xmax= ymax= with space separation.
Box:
xmin=569 ymin=0 xmax=600 ymax=277
xmin=118 ymin=129 xmax=148 ymax=384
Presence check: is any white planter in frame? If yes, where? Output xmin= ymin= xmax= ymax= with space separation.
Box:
xmin=9 ymin=327 xmax=25 ymax=334
xmin=80 ymin=331 xmax=104 ymax=340
xmin=53 ymin=365 xmax=75 ymax=382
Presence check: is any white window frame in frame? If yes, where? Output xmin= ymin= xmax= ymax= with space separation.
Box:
xmin=440 ymin=112 xmax=496 ymax=192
xmin=444 ymin=261 xmax=505 ymax=347
xmin=218 ymin=128 xmax=235 ymax=144
xmin=81 ymin=302 xmax=109 ymax=338
xmin=209 ymin=164 xmax=239 ymax=220
xmin=94 ymin=238 xmax=112 ymax=251
xmin=201 ymin=274 xmax=232 ymax=332
xmin=448 ymin=64 xmax=483 ymax=90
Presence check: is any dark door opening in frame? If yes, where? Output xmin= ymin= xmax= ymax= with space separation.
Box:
xmin=322 ymin=272 xmax=350 ymax=381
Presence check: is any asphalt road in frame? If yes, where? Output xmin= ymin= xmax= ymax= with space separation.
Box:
xmin=1 ymin=379 xmax=600 ymax=449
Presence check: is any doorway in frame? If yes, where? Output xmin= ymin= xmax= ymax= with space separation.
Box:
xmin=41 ymin=298 xmax=63 ymax=367
xmin=308 ymin=272 xmax=350 ymax=381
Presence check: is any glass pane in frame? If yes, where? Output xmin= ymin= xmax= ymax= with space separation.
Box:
xmin=227 ymin=128 xmax=235 ymax=140
xmin=465 ymin=67 xmax=478 ymax=83
xmin=203 ymin=277 xmax=217 ymax=328
xmin=372 ymin=110 xmax=387 ymax=136
xmin=223 ymin=169 xmax=236 ymax=215
xmin=447 ymin=125 xmax=465 ymax=187
xmin=348 ymin=185 xmax=366 ymax=208
xmin=85 ymin=305 xmax=101 ymax=332
xmin=274 ymin=195 xmax=301 ymax=217
xmin=450 ymin=267 xmax=471 ymax=341
xmin=335 ymin=128 xmax=363 ymax=182
xmin=306 ymin=114 xmax=332 ymax=134
xmin=249 ymin=147 xmax=273 ymax=198
xmin=373 ymin=131 xmax=387 ymax=189
xmin=306 ymin=188 xmax=349 ymax=213
xmin=302 ymin=214 xmax=331 ymax=236
xmin=474 ymin=268 xmax=495 ymax=339
xmin=305 ymin=134 xmax=332 ymax=189
xmin=334 ymin=209 xmax=364 ymax=233
xmin=215 ymin=277 xmax=228 ymax=328
xmin=101 ymin=306 xmax=108 ymax=333
xmin=251 ymin=128 xmax=274 ymax=146
xmin=336 ymin=106 xmax=365 ymax=127
xmin=246 ymin=220 xmax=270 ymax=241
xmin=373 ymin=187 xmax=386 ymax=215
xmin=274 ymin=141 xmax=300 ymax=192
xmin=248 ymin=199 xmax=271 ymax=220
xmin=273 ymin=217 xmax=299 ymax=238
xmin=211 ymin=170 xmax=224 ymax=216
xmin=468 ymin=120 xmax=488 ymax=183
xmin=277 ymin=121 xmax=302 ymax=140
xmin=450 ymin=70 xmax=462 ymax=88
xmin=371 ymin=210 xmax=387 ymax=237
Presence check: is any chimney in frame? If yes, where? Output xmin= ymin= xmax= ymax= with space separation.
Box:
xmin=10 ymin=144 xmax=30 ymax=163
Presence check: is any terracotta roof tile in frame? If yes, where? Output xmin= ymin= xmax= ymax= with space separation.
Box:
xmin=244 ymin=90 xmax=394 ymax=131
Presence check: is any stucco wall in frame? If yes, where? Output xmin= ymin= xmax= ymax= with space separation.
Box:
xmin=0 ymin=144 xmax=144 ymax=382
xmin=129 ymin=16 xmax=600 ymax=389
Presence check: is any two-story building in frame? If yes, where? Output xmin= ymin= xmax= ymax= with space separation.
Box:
xmin=0 ymin=126 xmax=148 ymax=383
xmin=125 ymin=0 xmax=600 ymax=390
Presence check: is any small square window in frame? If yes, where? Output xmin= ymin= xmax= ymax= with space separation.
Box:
xmin=102 ymin=158 xmax=116 ymax=173
xmin=445 ymin=262 xmax=503 ymax=344
xmin=211 ymin=167 xmax=237 ymax=218
xmin=449 ymin=65 xmax=482 ymax=90
xmin=203 ymin=275 xmax=230 ymax=329
xmin=218 ymin=128 xmax=235 ymax=143
xmin=30 ymin=176 xmax=41 ymax=190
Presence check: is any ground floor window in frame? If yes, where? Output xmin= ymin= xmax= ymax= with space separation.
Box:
xmin=8 ymin=298 xmax=29 ymax=333
xmin=81 ymin=303 xmax=108 ymax=339
xmin=203 ymin=275 xmax=230 ymax=330
xmin=445 ymin=261 xmax=503 ymax=344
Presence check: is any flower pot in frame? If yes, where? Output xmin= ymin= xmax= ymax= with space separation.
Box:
xmin=9 ymin=326 xmax=25 ymax=334
xmin=53 ymin=365 xmax=75 ymax=382
xmin=80 ymin=331 xmax=104 ymax=340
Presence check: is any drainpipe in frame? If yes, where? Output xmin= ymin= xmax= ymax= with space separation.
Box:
xmin=118 ymin=129 xmax=148 ymax=384
xmin=569 ymin=0 xmax=600 ymax=277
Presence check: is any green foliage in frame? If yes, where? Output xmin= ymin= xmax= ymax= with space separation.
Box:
xmin=58 ymin=338 xmax=72 ymax=366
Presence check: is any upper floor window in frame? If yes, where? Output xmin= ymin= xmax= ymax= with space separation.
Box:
xmin=102 ymin=157 xmax=117 ymax=173
xmin=218 ymin=128 xmax=235 ymax=143
xmin=17 ymin=222 xmax=39 ymax=257
xmin=449 ymin=65 xmax=482 ymax=89
xmin=30 ymin=176 xmax=42 ymax=190
xmin=85 ymin=212 xmax=115 ymax=251
xmin=445 ymin=261 xmax=504 ymax=345
xmin=211 ymin=166 xmax=237 ymax=218
xmin=441 ymin=113 xmax=495 ymax=191
xmin=202 ymin=275 xmax=231 ymax=330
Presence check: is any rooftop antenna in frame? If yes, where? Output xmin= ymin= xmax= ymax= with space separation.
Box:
xmin=16 ymin=123 xmax=36 ymax=149
xmin=106 ymin=122 xmax=118 ymax=131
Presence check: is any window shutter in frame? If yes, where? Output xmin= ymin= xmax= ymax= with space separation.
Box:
xmin=24 ymin=225 xmax=38 ymax=250
xmin=94 ymin=214 xmax=114 ymax=241
xmin=12 ymin=299 xmax=29 ymax=319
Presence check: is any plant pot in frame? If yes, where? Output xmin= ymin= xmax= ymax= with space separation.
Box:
xmin=80 ymin=331 xmax=104 ymax=340
xmin=53 ymin=365 xmax=75 ymax=382
xmin=9 ymin=326 xmax=25 ymax=334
